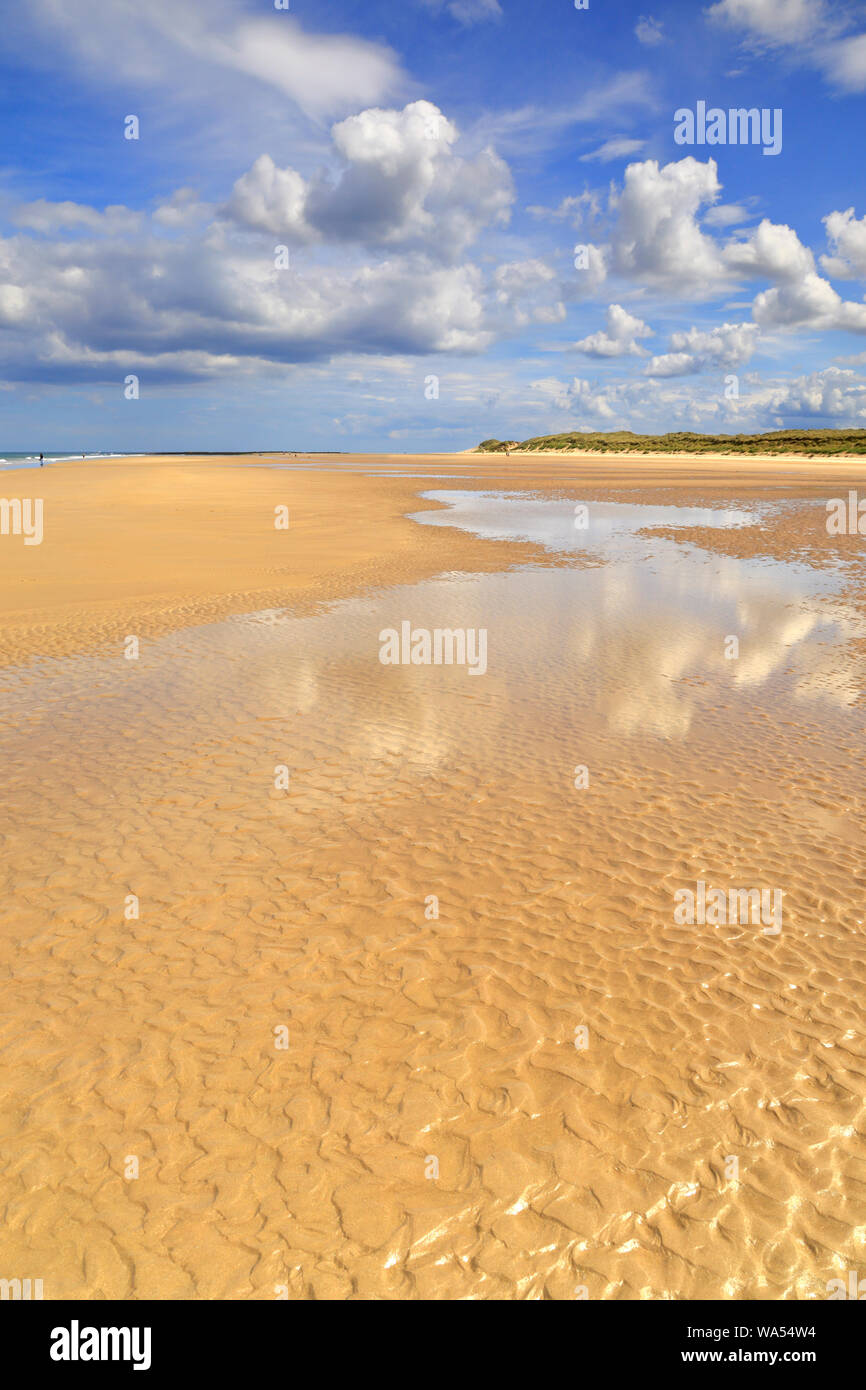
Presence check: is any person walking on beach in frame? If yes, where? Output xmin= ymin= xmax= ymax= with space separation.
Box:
xmin=39 ymin=453 xmax=43 ymax=466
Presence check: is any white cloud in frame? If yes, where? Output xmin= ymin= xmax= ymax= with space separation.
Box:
xmin=580 ymin=137 xmax=646 ymax=163
xmin=566 ymin=243 xmax=609 ymax=298
xmin=821 ymin=208 xmax=866 ymax=279
xmin=706 ymin=0 xmax=828 ymax=46
xmin=724 ymin=218 xmax=815 ymax=280
xmin=224 ymin=102 xmax=513 ymax=258
xmin=574 ymin=303 xmax=653 ymax=357
xmin=705 ymin=203 xmax=750 ymax=227
xmin=642 ymin=352 xmax=696 ymax=378
xmin=0 ymin=98 xmax=517 ymax=388
xmin=0 ymin=284 xmax=30 ymax=326
xmin=529 ymin=364 xmax=866 ymax=434
xmin=12 ymin=201 xmax=143 ymax=236
xmin=222 ymin=19 xmax=404 ymax=119
xmin=0 ymin=221 xmax=496 ymax=382
xmin=751 ymin=274 xmax=866 ymax=333
xmin=707 ymin=0 xmax=866 ymax=93
xmin=466 ymin=72 xmax=657 ymax=157
xmin=12 ymin=1 xmax=406 ymax=121
xmin=763 ymin=366 xmax=866 ymax=420
xmin=822 ymin=33 xmax=866 ymax=90
xmin=635 ymin=16 xmax=665 ymax=45
xmin=608 ymin=157 xmax=729 ymax=296
xmin=531 ymin=375 xmax=605 ymax=416
xmin=528 ymin=191 xmax=603 ymax=225
xmin=492 ymin=260 xmax=566 ymax=327
xmin=422 ymin=0 xmax=503 ymax=22
xmin=670 ymin=321 xmax=759 ymax=364
xmin=152 ymin=189 xmax=214 ymax=230
xmin=224 ymin=157 xmax=315 ymax=241
xmin=646 ymin=321 xmax=759 ymax=375
xmin=725 ymin=218 xmax=866 ymax=332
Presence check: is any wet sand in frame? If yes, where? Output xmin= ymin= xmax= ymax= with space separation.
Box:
xmin=1 ymin=452 xmax=865 ymax=1299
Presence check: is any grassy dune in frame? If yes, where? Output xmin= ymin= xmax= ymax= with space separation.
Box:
xmin=476 ymin=429 xmax=866 ymax=456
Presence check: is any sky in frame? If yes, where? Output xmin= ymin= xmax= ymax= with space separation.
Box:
xmin=0 ymin=0 xmax=865 ymax=451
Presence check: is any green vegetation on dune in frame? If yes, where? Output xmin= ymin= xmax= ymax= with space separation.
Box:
xmin=475 ymin=429 xmax=866 ymax=456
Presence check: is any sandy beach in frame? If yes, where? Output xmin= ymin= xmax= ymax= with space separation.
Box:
xmin=1 ymin=451 xmax=865 ymax=1299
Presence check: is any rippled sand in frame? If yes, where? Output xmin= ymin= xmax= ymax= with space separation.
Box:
xmin=1 ymin=453 xmax=865 ymax=1300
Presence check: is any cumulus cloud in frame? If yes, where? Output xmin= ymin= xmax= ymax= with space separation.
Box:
xmin=528 ymin=191 xmax=604 ymax=225
xmin=669 ymin=320 xmax=759 ymax=367
xmin=492 ymin=260 xmax=566 ymax=326
xmin=530 ymin=364 xmax=866 ymax=434
xmin=12 ymin=134 xmax=862 ymax=401
xmin=645 ymin=322 xmax=759 ymax=375
xmin=531 ymin=375 xmax=606 ymax=416
xmin=706 ymin=0 xmax=828 ymax=46
xmin=821 ymin=208 xmax=866 ymax=279
xmin=641 ymin=352 xmax=695 ymax=378
xmin=224 ymin=158 xmax=315 ymax=241
xmin=565 ymin=243 xmax=609 ymax=300
xmin=152 ymin=189 xmax=215 ymax=230
xmin=593 ymin=158 xmax=866 ymax=326
xmin=724 ymin=218 xmax=814 ymax=280
xmin=607 ymin=157 xmax=729 ymax=296
xmin=725 ymin=218 xmax=866 ymax=332
xmin=763 ymin=366 xmax=866 ymax=420
xmin=752 ymin=276 xmax=866 ymax=333
xmin=0 ymin=220 xmax=494 ymax=384
xmin=0 ymin=96 xmax=517 ymax=387
xmin=224 ymin=101 xmax=513 ymax=259
xmin=0 ymin=93 xmax=521 ymax=388
xmin=12 ymin=201 xmax=143 ymax=236
xmin=574 ymin=303 xmax=653 ymax=357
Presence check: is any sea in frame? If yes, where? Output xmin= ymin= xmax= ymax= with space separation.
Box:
xmin=0 ymin=452 xmax=125 ymax=471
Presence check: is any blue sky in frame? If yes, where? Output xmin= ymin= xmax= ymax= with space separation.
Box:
xmin=1 ymin=0 xmax=865 ymax=451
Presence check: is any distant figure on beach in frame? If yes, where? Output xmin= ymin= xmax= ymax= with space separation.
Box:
xmin=39 ymin=453 xmax=43 ymax=466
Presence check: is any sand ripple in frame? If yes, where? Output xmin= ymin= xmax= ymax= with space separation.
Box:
xmin=1 ymin=504 xmax=865 ymax=1300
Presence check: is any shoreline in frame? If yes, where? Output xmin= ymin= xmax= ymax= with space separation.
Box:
xmin=6 ymin=444 xmax=866 ymax=468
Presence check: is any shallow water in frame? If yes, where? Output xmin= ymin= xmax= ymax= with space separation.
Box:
xmin=413 ymin=489 xmax=760 ymax=551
